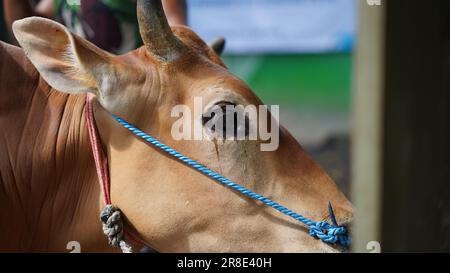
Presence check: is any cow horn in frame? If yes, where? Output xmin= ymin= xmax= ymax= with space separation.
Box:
xmin=137 ymin=0 xmax=185 ymax=61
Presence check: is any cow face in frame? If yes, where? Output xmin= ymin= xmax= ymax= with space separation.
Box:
xmin=13 ymin=0 xmax=353 ymax=252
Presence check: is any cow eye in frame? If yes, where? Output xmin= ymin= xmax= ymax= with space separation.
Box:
xmin=202 ymin=102 xmax=250 ymax=139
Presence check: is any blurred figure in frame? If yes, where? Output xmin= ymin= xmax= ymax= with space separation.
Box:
xmin=0 ymin=0 xmax=10 ymax=42
xmin=3 ymin=0 xmax=187 ymax=54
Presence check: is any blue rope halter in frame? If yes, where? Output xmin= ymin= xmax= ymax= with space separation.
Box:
xmin=112 ymin=114 xmax=351 ymax=248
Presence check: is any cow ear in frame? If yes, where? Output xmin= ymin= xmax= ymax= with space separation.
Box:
xmin=12 ymin=17 xmax=115 ymax=97
xmin=209 ymin=37 xmax=226 ymax=56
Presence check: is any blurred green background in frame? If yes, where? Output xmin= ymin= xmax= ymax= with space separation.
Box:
xmin=225 ymin=53 xmax=352 ymax=109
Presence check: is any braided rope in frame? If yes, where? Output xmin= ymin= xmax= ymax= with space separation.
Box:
xmin=100 ymin=205 xmax=133 ymax=253
xmin=112 ymin=114 xmax=351 ymax=248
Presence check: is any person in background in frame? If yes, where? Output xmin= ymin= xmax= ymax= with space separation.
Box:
xmin=3 ymin=0 xmax=187 ymax=54
xmin=0 ymin=0 xmax=10 ymax=42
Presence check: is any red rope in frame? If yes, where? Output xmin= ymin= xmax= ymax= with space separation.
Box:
xmin=85 ymin=94 xmax=143 ymax=249
xmin=85 ymin=94 xmax=111 ymax=205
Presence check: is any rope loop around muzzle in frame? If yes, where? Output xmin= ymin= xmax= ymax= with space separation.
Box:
xmin=100 ymin=205 xmax=133 ymax=253
xmin=308 ymin=202 xmax=351 ymax=247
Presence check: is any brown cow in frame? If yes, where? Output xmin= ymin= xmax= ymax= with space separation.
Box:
xmin=0 ymin=0 xmax=353 ymax=252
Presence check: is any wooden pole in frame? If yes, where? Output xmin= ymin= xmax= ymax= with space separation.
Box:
xmin=351 ymin=1 xmax=385 ymax=252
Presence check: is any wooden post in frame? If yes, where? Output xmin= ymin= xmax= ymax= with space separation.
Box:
xmin=351 ymin=1 xmax=385 ymax=252
xmin=352 ymin=0 xmax=450 ymax=252
xmin=381 ymin=0 xmax=450 ymax=252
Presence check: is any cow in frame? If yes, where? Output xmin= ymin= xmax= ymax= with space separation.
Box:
xmin=0 ymin=0 xmax=353 ymax=252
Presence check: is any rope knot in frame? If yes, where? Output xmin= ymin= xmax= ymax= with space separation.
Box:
xmin=307 ymin=203 xmax=351 ymax=248
xmin=308 ymin=221 xmax=350 ymax=247
xmin=100 ymin=205 xmax=133 ymax=253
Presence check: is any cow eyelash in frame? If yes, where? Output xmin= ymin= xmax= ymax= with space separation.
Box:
xmin=202 ymin=102 xmax=250 ymax=139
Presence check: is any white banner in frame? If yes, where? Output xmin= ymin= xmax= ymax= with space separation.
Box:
xmin=188 ymin=0 xmax=357 ymax=54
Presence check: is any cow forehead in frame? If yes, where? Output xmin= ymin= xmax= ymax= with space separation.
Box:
xmin=115 ymin=27 xmax=260 ymax=105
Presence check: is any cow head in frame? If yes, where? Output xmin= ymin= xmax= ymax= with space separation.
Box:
xmin=13 ymin=0 xmax=353 ymax=252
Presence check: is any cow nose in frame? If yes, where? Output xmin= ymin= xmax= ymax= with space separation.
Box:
xmin=304 ymin=203 xmax=353 ymax=249
xmin=327 ymin=202 xmax=353 ymax=226
xmin=329 ymin=212 xmax=353 ymax=250
xmin=327 ymin=201 xmax=354 ymax=223
xmin=334 ymin=211 xmax=353 ymax=249
xmin=325 ymin=202 xmax=354 ymax=244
